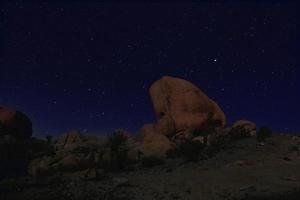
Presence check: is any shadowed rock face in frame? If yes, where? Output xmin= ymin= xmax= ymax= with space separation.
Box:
xmin=149 ymin=76 xmax=226 ymax=134
xmin=0 ymin=106 xmax=32 ymax=139
xmin=139 ymin=124 xmax=175 ymax=158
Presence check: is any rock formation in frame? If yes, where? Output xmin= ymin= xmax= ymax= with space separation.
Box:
xmin=139 ymin=124 xmax=175 ymax=158
xmin=28 ymin=129 xmax=136 ymax=176
xmin=149 ymin=76 xmax=226 ymax=135
xmin=29 ymin=130 xmax=110 ymax=176
xmin=55 ymin=130 xmax=87 ymax=151
xmin=139 ymin=76 xmax=226 ymax=157
xmin=230 ymin=120 xmax=257 ymax=138
xmin=0 ymin=106 xmax=32 ymax=139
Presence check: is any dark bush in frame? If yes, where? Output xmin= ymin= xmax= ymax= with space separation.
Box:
xmin=178 ymin=140 xmax=205 ymax=161
xmin=46 ymin=135 xmax=52 ymax=144
xmin=206 ymin=133 xmax=231 ymax=155
xmin=0 ymin=136 xmax=54 ymax=180
xmin=257 ymin=126 xmax=272 ymax=142
xmin=107 ymin=129 xmax=130 ymax=171
xmin=166 ymin=148 xmax=179 ymax=159
xmin=141 ymin=156 xmax=165 ymax=168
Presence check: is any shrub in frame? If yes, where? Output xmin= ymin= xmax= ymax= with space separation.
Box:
xmin=257 ymin=126 xmax=272 ymax=142
xmin=141 ymin=156 xmax=164 ymax=168
xmin=46 ymin=135 xmax=52 ymax=145
xmin=109 ymin=129 xmax=129 ymax=151
xmin=206 ymin=133 xmax=231 ymax=153
xmin=178 ymin=140 xmax=205 ymax=162
xmin=30 ymin=138 xmax=55 ymax=158
xmin=107 ymin=129 xmax=130 ymax=171
xmin=166 ymin=148 xmax=179 ymax=159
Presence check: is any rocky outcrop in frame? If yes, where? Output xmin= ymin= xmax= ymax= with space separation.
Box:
xmin=137 ymin=76 xmax=227 ymax=158
xmin=55 ymin=130 xmax=87 ymax=151
xmin=28 ymin=130 xmax=110 ymax=177
xmin=0 ymin=106 xmax=32 ymax=139
xmin=231 ymin=120 xmax=257 ymax=138
xmin=149 ymin=76 xmax=226 ymax=136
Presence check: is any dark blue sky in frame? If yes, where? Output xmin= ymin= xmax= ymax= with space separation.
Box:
xmin=1 ymin=2 xmax=299 ymax=136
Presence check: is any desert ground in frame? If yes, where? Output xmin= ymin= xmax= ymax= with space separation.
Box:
xmin=1 ymin=134 xmax=300 ymax=200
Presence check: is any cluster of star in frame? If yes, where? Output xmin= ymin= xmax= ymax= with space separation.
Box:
xmin=1 ymin=2 xmax=297 ymax=135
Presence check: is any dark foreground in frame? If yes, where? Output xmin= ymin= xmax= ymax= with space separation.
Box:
xmin=1 ymin=134 xmax=300 ymax=200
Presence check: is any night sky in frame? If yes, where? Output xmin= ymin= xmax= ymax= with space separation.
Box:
xmin=1 ymin=2 xmax=299 ymax=137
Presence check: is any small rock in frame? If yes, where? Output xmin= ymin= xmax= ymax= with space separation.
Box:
xmin=258 ymin=142 xmax=265 ymax=146
xmin=112 ymin=177 xmax=129 ymax=187
xmin=80 ymin=168 xmax=105 ymax=181
xmin=240 ymin=185 xmax=256 ymax=192
xmin=185 ymin=188 xmax=192 ymax=194
xmin=280 ymin=175 xmax=300 ymax=182
xmin=165 ymin=168 xmax=173 ymax=173
xmin=234 ymin=160 xmax=256 ymax=167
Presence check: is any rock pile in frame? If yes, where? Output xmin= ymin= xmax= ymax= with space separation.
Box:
xmin=229 ymin=120 xmax=257 ymax=139
xmin=28 ymin=130 xmax=109 ymax=177
xmin=139 ymin=76 xmax=227 ymax=157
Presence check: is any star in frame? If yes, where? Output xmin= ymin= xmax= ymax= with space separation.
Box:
xmin=141 ymin=83 xmax=146 ymax=89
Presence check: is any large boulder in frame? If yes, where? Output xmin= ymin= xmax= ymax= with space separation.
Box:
xmin=0 ymin=106 xmax=32 ymax=139
xmin=233 ymin=120 xmax=256 ymax=131
xmin=149 ymin=76 xmax=226 ymax=135
xmin=231 ymin=120 xmax=257 ymax=137
xmin=140 ymin=125 xmax=175 ymax=158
